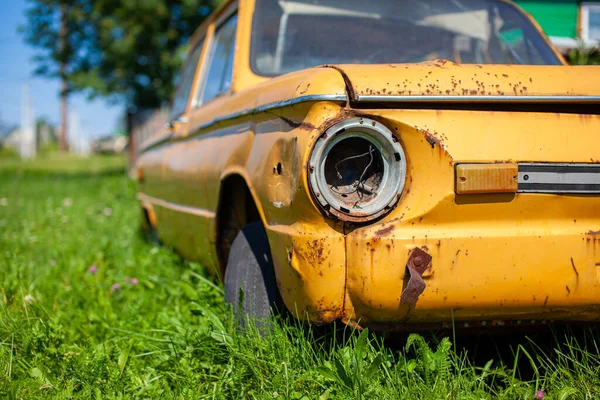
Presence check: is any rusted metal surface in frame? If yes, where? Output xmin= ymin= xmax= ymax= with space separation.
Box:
xmin=401 ymin=247 xmax=432 ymax=306
xmin=401 ymin=266 xmax=427 ymax=306
xmin=331 ymin=64 xmax=600 ymax=100
xmin=374 ymin=225 xmax=394 ymax=238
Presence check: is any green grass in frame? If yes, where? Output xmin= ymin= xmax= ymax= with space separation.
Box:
xmin=1 ymin=155 xmax=599 ymax=399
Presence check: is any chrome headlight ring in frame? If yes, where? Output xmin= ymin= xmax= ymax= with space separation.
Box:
xmin=308 ymin=117 xmax=407 ymax=223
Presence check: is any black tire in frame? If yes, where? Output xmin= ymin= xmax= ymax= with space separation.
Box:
xmin=224 ymin=222 xmax=281 ymax=329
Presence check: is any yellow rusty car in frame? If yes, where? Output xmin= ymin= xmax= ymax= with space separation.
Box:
xmin=136 ymin=0 xmax=600 ymax=330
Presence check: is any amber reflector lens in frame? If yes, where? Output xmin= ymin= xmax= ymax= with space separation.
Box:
xmin=455 ymin=163 xmax=518 ymax=194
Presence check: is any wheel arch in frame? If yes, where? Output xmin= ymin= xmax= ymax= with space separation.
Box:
xmin=140 ymin=201 xmax=158 ymax=230
xmin=215 ymin=169 xmax=268 ymax=275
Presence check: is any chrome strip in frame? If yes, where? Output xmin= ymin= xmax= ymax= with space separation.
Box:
xmin=193 ymin=94 xmax=346 ymax=132
xmin=357 ymin=95 xmax=600 ymax=103
xmin=137 ymin=193 xmax=216 ymax=218
xmin=141 ymin=133 xmax=174 ymax=151
xmin=140 ymin=94 xmax=346 ymax=153
xmin=518 ymin=163 xmax=600 ymax=194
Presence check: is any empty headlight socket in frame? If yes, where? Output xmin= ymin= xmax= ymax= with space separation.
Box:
xmin=308 ymin=117 xmax=407 ymax=223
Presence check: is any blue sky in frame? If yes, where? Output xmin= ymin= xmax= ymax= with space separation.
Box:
xmin=0 ymin=0 xmax=122 ymax=139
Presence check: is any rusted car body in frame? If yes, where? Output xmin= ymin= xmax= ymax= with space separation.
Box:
xmin=136 ymin=0 xmax=600 ymax=330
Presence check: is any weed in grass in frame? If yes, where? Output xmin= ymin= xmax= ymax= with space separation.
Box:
xmin=0 ymin=156 xmax=599 ymax=399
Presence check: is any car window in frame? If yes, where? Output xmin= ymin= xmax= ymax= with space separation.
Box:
xmin=250 ymin=0 xmax=561 ymax=76
xmin=199 ymin=14 xmax=237 ymax=104
xmin=170 ymin=40 xmax=204 ymax=120
xmin=497 ymin=26 xmax=546 ymax=65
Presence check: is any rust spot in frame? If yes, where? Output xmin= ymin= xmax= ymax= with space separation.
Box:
xmin=570 ymin=257 xmax=579 ymax=277
xmin=296 ymin=82 xmax=311 ymax=95
xmin=375 ymin=225 xmax=394 ymax=238
xmin=425 ymin=134 xmax=441 ymax=149
xmin=313 ymin=239 xmax=324 ymax=260
xmin=543 ymin=296 xmax=549 ymax=307
xmin=429 ymin=59 xmax=457 ymax=67
xmin=271 ymin=113 xmax=316 ymax=131
xmin=312 ymin=305 xmax=344 ymax=325
xmin=587 ymin=230 xmax=600 ymax=236
xmin=421 ymin=128 xmax=449 ymax=154
xmin=566 ymin=285 xmax=571 ymax=294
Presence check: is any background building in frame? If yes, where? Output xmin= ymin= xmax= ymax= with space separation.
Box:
xmin=515 ymin=1 xmax=600 ymax=51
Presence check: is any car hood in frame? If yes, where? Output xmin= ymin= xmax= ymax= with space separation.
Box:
xmin=326 ymin=61 xmax=600 ymax=102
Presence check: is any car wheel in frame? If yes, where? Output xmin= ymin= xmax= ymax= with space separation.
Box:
xmin=224 ymin=221 xmax=282 ymax=329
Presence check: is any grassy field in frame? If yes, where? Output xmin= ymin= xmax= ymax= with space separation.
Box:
xmin=1 ymin=155 xmax=599 ymax=399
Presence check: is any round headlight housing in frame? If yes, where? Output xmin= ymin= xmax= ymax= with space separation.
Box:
xmin=308 ymin=117 xmax=407 ymax=223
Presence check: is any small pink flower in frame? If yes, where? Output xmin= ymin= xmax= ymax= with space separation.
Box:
xmin=130 ymin=278 xmax=138 ymax=286
xmin=111 ymin=283 xmax=120 ymax=292
xmin=88 ymin=265 xmax=97 ymax=274
xmin=535 ymin=390 xmax=545 ymax=400
xmin=124 ymin=277 xmax=131 ymax=283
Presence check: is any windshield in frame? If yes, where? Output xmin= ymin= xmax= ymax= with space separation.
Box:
xmin=250 ymin=0 xmax=561 ymax=76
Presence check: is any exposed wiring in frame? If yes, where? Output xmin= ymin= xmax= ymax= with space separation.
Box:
xmin=334 ymin=148 xmax=372 ymax=180
xmin=355 ymin=146 xmax=375 ymax=202
xmin=329 ymin=145 xmax=377 ymax=203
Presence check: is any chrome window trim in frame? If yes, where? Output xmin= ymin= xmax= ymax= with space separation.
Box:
xmin=194 ymin=4 xmax=239 ymax=108
xmin=187 ymin=35 xmax=208 ymax=111
xmin=170 ymin=39 xmax=206 ymax=121
xmin=356 ymin=95 xmax=600 ymax=103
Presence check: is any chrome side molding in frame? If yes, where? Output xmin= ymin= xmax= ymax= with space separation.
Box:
xmin=518 ymin=163 xmax=600 ymax=194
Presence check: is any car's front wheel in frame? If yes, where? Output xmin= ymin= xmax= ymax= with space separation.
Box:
xmin=224 ymin=222 xmax=282 ymax=329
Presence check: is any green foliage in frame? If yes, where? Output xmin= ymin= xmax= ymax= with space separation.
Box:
xmin=405 ymin=333 xmax=452 ymax=386
xmin=317 ymin=329 xmax=386 ymax=399
xmin=565 ymin=46 xmax=600 ymax=65
xmin=21 ymin=0 xmax=221 ymax=110
xmin=0 ymin=146 xmax=18 ymax=158
xmin=21 ymin=0 xmax=92 ymax=88
xmin=1 ymin=156 xmax=599 ymax=398
xmin=77 ymin=0 xmax=220 ymax=109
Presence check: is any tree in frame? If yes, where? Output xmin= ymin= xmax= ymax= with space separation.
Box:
xmin=22 ymin=0 xmax=93 ymax=152
xmin=23 ymin=0 xmax=218 ymax=156
xmin=77 ymin=0 xmax=218 ymax=165
xmin=73 ymin=0 xmax=218 ymax=110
